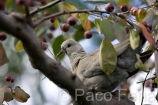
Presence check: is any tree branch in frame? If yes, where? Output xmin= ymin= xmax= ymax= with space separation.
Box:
xmin=141 ymin=71 xmax=150 ymax=105
xmin=34 ymin=9 xmax=133 ymax=27
xmin=30 ymin=0 xmax=62 ymax=16
xmin=0 ymin=11 xmax=135 ymax=105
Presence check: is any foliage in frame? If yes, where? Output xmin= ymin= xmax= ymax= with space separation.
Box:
xmin=0 ymin=0 xmax=158 ymax=105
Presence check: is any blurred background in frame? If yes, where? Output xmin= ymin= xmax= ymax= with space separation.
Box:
xmin=0 ymin=0 xmax=157 ymax=105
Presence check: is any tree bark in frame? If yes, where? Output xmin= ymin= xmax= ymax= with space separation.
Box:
xmin=0 ymin=11 xmax=135 ymax=105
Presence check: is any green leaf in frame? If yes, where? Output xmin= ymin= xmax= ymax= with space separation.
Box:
xmin=79 ymin=13 xmax=89 ymax=30
xmin=15 ymin=41 xmax=24 ymax=52
xmin=54 ymin=19 xmax=60 ymax=28
xmin=63 ymin=2 xmax=78 ymax=19
xmin=135 ymin=54 xmax=148 ymax=72
xmin=52 ymin=35 xmax=65 ymax=60
xmin=100 ymin=19 xmax=126 ymax=41
xmin=64 ymin=0 xmax=85 ymax=9
xmin=129 ymin=29 xmax=140 ymax=50
xmin=14 ymin=87 xmax=30 ymax=103
xmin=0 ymin=43 xmax=9 ymax=66
xmin=94 ymin=19 xmax=101 ymax=34
xmin=74 ymin=25 xmax=85 ymax=41
xmin=117 ymin=0 xmax=130 ymax=6
xmin=112 ymin=22 xmax=127 ymax=41
xmin=99 ymin=38 xmax=117 ymax=76
xmin=100 ymin=19 xmax=113 ymax=40
xmin=0 ymin=88 xmax=4 ymax=105
xmin=136 ymin=8 xmax=147 ymax=22
xmin=143 ymin=8 xmax=155 ymax=24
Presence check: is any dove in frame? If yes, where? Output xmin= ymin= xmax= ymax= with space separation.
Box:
xmin=56 ymin=39 xmax=150 ymax=92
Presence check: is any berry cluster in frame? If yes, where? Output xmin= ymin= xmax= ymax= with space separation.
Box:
xmin=39 ymin=37 xmax=48 ymax=50
xmin=142 ymin=22 xmax=152 ymax=32
xmin=60 ymin=16 xmax=77 ymax=32
xmin=105 ymin=3 xmax=128 ymax=13
xmin=60 ymin=16 xmax=93 ymax=39
xmin=5 ymin=76 xmax=14 ymax=83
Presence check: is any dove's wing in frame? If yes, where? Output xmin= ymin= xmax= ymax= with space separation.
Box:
xmin=82 ymin=39 xmax=130 ymax=78
xmin=114 ymin=39 xmax=130 ymax=56
xmin=87 ymin=39 xmax=130 ymax=56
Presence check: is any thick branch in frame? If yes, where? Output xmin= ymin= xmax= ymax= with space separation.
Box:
xmin=0 ymin=11 xmax=135 ymax=105
xmin=30 ymin=0 xmax=62 ymax=16
xmin=0 ymin=11 xmax=91 ymax=105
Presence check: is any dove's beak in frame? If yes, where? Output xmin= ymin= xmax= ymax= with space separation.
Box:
xmin=56 ymin=48 xmax=65 ymax=57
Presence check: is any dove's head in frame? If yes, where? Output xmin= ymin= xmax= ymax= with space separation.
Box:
xmin=56 ymin=39 xmax=85 ymax=57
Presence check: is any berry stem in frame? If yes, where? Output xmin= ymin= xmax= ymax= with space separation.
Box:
xmin=30 ymin=0 xmax=62 ymax=16
xmin=1 ymin=81 xmax=7 ymax=87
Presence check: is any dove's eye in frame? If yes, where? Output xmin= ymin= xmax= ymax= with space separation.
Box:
xmin=67 ymin=44 xmax=71 ymax=48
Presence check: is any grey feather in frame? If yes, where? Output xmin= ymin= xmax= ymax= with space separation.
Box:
xmin=57 ymin=39 xmax=141 ymax=92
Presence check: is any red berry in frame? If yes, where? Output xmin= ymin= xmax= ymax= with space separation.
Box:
xmin=41 ymin=43 xmax=48 ymax=50
xmin=50 ymin=25 xmax=56 ymax=31
xmin=10 ymin=78 xmax=14 ymax=83
xmin=0 ymin=0 xmax=5 ymax=10
xmin=67 ymin=17 xmax=76 ymax=26
xmin=147 ymin=23 xmax=152 ymax=31
xmin=130 ymin=6 xmax=138 ymax=16
xmin=84 ymin=30 xmax=93 ymax=39
xmin=105 ymin=3 xmax=114 ymax=12
xmin=5 ymin=76 xmax=11 ymax=82
xmin=0 ymin=33 xmax=7 ymax=41
xmin=120 ymin=4 xmax=128 ymax=12
xmin=61 ymin=23 xmax=70 ymax=32
xmin=27 ymin=0 xmax=35 ymax=7
xmin=16 ymin=0 xmax=25 ymax=5
xmin=47 ymin=33 xmax=53 ymax=39
xmin=142 ymin=22 xmax=147 ymax=28
xmin=40 ymin=37 xmax=47 ymax=43
xmin=40 ymin=0 xmax=46 ymax=5
xmin=50 ymin=18 xmax=55 ymax=23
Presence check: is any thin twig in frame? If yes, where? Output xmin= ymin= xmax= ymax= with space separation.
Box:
xmin=30 ymin=0 xmax=62 ymax=16
xmin=25 ymin=5 xmax=30 ymax=18
xmin=34 ymin=10 xmax=133 ymax=27
xmin=141 ymin=71 xmax=150 ymax=105
xmin=137 ymin=76 xmax=156 ymax=83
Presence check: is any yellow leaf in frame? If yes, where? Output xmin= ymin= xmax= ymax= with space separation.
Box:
xmin=86 ymin=20 xmax=92 ymax=30
xmin=63 ymin=3 xmax=78 ymax=19
xmin=129 ymin=30 xmax=140 ymax=50
xmin=79 ymin=13 xmax=89 ymax=30
xmin=99 ymin=38 xmax=117 ymax=76
xmin=54 ymin=19 xmax=60 ymax=28
xmin=15 ymin=41 xmax=23 ymax=52
xmin=136 ymin=8 xmax=147 ymax=22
